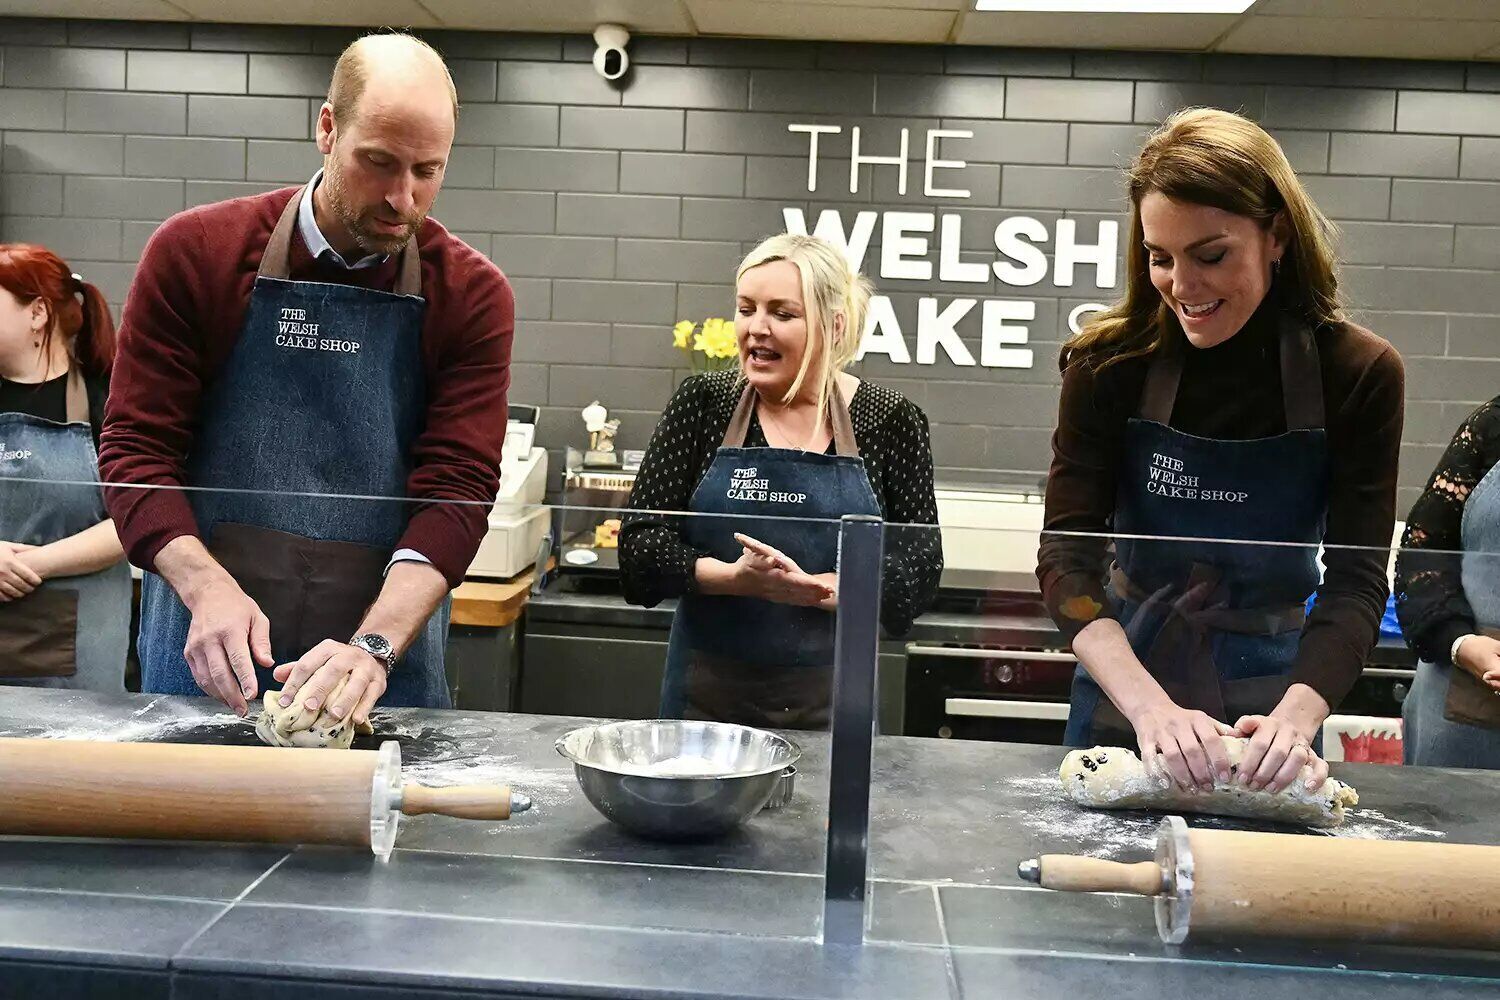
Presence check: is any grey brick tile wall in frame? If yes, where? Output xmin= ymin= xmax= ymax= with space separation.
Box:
xmin=1328 ymin=132 xmax=1459 ymax=178
xmin=0 ymin=89 xmax=65 ymax=129
xmin=66 ymin=91 xmax=184 ymax=134
xmin=1461 ymin=137 xmax=1500 ymax=179
xmin=128 ymin=136 xmax=245 ymax=179
xmin=127 ymin=51 xmax=245 ymax=94
xmin=495 ymin=147 xmax=617 ymax=192
xmin=2 ymin=17 xmax=1499 ymax=503
xmin=3 ymin=47 xmax=125 ymax=90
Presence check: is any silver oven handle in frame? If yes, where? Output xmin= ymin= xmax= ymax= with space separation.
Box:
xmin=907 ymin=644 xmax=1076 ymax=663
xmin=944 ymin=698 xmax=1071 ymax=721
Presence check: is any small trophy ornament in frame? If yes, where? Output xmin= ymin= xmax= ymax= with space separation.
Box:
xmin=582 ymin=400 xmax=622 ymax=468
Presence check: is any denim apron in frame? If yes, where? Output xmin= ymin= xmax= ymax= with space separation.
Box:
xmin=658 ymin=382 xmax=881 ymax=730
xmin=1403 ymin=460 xmax=1500 ymax=768
xmin=1065 ymin=313 xmax=1329 ymax=747
xmin=138 ymin=188 xmax=451 ymax=707
xmin=0 ymin=369 xmax=129 ymax=692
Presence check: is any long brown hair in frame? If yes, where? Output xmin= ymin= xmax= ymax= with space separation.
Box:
xmin=0 ymin=243 xmax=115 ymax=378
xmin=1065 ymin=108 xmax=1341 ymax=371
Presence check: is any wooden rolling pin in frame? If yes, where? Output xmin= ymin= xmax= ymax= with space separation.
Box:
xmin=1020 ymin=816 xmax=1500 ymax=950
xmin=0 ymin=737 xmax=530 ymax=856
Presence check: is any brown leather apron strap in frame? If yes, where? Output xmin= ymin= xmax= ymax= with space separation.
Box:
xmin=1279 ymin=312 xmax=1325 ymax=431
xmin=394 ymin=228 xmax=421 ymax=298
xmin=722 ymin=380 xmax=860 ymax=456
xmin=64 ymin=366 xmax=88 ymax=425
xmin=259 ymin=184 xmax=422 ymax=298
xmin=1138 ymin=311 xmax=1325 ymax=432
xmin=722 ymin=383 xmax=756 ymax=448
xmin=828 ymin=380 xmax=860 ymax=459
xmin=258 ymin=189 xmax=303 ymax=281
xmin=1138 ymin=337 xmax=1184 ymax=424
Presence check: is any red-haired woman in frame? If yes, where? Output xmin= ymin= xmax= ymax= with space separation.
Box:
xmin=0 ymin=244 xmax=129 ymax=691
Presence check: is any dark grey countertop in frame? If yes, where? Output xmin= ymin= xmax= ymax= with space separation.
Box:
xmin=1 ymin=688 xmax=1492 ymax=1000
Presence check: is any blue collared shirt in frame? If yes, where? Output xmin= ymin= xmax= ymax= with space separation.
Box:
xmin=298 ymin=169 xmax=387 ymax=271
xmin=298 ymin=172 xmax=431 ymax=576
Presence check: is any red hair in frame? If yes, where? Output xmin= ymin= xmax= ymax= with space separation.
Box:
xmin=0 ymin=243 xmax=116 ymax=378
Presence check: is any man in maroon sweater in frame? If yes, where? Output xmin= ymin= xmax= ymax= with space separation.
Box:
xmin=99 ymin=33 xmax=513 ymax=725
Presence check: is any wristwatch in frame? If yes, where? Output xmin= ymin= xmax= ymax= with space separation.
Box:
xmin=1451 ymin=632 xmax=1478 ymax=667
xmin=350 ymin=633 xmax=397 ymax=674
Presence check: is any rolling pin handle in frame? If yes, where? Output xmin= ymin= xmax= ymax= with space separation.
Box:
xmin=393 ymin=784 xmax=521 ymax=821
xmin=1026 ymin=855 xmax=1167 ymax=896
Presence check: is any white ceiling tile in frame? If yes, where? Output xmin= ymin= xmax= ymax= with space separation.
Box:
xmin=956 ymin=11 xmax=1234 ymax=49
xmin=1220 ymin=16 xmax=1500 ymax=61
xmin=0 ymin=0 xmax=188 ymax=17
xmin=170 ymin=0 xmax=438 ymax=27
xmin=688 ymin=1 xmax=958 ymax=43
xmin=421 ymin=0 xmax=695 ymax=33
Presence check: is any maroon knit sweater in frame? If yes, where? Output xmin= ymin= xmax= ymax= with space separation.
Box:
xmin=99 ymin=186 xmax=514 ymax=589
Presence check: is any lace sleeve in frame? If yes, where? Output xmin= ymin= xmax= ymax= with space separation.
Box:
xmin=1394 ymin=400 xmax=1500 ymax=663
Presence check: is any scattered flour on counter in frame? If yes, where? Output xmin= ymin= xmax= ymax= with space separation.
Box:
xmin=20 ymin=711 xmax=251 ymax=744
xmin=1326 ymin=808 xmax=1445 ymax=841
xmin=1002 ymin=772 xmax=1446 ymax=861
xmin=405 ymin=753 xmax=577 ymax=811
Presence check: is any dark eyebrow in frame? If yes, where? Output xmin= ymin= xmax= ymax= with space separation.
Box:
xmin=1143 ymin=234 xmax=1228 ymax=253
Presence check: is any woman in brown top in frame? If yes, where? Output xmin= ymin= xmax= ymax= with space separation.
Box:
xmin=1038 ymin=109 xmax=1404 ymax=796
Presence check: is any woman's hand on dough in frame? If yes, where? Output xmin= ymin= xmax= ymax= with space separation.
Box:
xmin=1131 ymin=701 xmax=1236 ymax=791
xmin=273 ymin=639 xmax=388 ymax=729
xmin=1233 ymin=714 xmax=1328 ymax=793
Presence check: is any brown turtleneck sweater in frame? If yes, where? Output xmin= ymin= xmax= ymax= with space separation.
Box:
xmin=1037 ymin=297 xmax=1406 ymax=708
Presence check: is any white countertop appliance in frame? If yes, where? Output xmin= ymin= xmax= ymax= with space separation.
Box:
xmin=467 ymin=406 xmax=550 ymax=579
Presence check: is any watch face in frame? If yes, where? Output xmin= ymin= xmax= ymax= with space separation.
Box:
xmin=357 ymin=634 xmax=393 ymax=659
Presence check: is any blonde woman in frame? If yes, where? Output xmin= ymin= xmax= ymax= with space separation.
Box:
xmin=1038 ymin=109 xmax=1404 ymax=793
xmin=621 ymin=233 xmax=942 ymax=729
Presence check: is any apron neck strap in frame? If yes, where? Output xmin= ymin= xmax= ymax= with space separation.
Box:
xmin=64 ymin=366 xmax=88 ymax=425
xmin=1278 ymin=312 xmax=1325 ymax=431
xmin=1137 ymin=337 xmax=1184 ymax=425
xmin=1137 ymin=310 xmax=1325 ymax=431
xmin=259 ymin=185 xmax=422 ymax=297
xmin=723 ymin=380 xmax=861 ymax=458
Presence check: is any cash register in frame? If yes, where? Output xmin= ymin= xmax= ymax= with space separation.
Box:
xmin=466 ymin=405 xmax=550 ymax=579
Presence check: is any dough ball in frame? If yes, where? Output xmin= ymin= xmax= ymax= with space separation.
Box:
xmin=255 ymin=676 xmax=374 ymax=750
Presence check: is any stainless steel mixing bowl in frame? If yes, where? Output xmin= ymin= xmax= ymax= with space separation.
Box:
xmin=555 ymin=719 xmax=802 ymax=839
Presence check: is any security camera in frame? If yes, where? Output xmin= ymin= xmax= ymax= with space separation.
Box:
xmin=593 ymin=24 xmax=630 ymax=82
